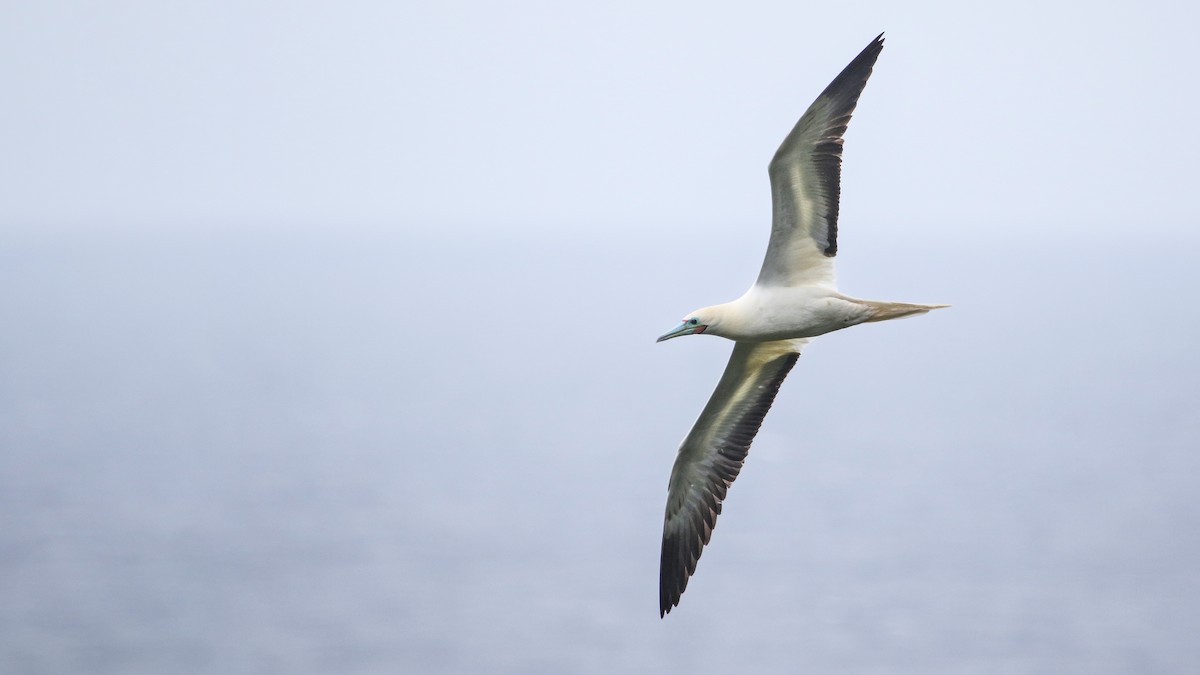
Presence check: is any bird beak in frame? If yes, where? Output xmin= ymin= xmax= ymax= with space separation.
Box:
xmin=656 ymin=321 xmax=701 ymax=343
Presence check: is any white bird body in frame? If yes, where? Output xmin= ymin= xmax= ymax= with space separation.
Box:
xmin=690 ymin=287 xmax=940 ymax=342
xmin=655 ymin=34 xmax=947 ymax=617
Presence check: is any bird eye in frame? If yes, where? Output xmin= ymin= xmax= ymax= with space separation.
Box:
xmin=688 ymin=318 xmax=698 ymax=325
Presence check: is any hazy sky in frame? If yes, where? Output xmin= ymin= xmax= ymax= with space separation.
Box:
xmin=3 ymin=1 xmax=1198 ymax=239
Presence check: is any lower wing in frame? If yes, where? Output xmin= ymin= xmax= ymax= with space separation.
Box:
xmin=659 ymin=338 xmax=808 ymax=616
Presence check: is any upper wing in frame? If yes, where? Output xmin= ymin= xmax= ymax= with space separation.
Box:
xmin=659 ymin=339 xmax=808 ymax=616
xmin=757 ymin=33 xmax=884 ymax=289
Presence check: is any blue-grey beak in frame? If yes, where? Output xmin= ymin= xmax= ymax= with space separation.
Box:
xmin=657 ymin=321 xmax=701 ymax=343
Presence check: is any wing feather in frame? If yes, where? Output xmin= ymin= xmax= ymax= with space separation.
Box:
xmin=659 ymin=340 xmax=807 ymax=616
xmin=757 ymin=34 xmax=884 ymax=288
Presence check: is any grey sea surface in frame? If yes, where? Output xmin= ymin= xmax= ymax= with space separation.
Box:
xmin=1 ymin=228 xmax=1198 ymax=674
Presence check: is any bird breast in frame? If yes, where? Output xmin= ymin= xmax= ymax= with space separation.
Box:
xmin=721 ymin=286 xmax=875 ymax=342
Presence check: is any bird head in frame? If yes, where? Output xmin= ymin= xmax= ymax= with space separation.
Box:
xmin=656 ymin=310 xmax=712 ymax=343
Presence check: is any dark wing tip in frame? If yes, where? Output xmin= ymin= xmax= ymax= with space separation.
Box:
xmin=816 ymin=33 xmax=884 ymax=117
xmin=659 ymin=536 xmax=682 ymax=616
xmin=659 ymin=506 xmax=706 ymax=616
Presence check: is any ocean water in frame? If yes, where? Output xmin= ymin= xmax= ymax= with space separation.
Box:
xmin=1 ymin=229 xmax=1198 ymax=673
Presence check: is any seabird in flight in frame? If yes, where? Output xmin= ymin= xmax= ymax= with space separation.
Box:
xmin=656 ymin=33 xmax=947 ymax=617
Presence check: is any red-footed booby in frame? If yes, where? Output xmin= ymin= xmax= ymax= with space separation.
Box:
xmin=656 ymin=33 xmax=947 ymax=617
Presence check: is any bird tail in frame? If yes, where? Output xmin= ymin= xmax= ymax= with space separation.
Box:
xmin=861 ymin=300 xmax=950 ymax=323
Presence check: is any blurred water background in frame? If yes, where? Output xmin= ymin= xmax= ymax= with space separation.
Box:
xmin=1 ymin=228 xmax=1197 ymax=673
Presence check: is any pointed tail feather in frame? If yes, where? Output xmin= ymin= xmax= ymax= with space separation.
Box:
xmin=861 ymin=300 xmax=950 ymax=323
